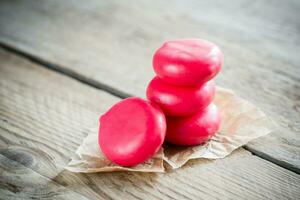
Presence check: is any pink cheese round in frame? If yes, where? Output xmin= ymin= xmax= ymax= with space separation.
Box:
xmin=146 ymin=76 xmax=216 ymax=116
xmin=98 ymin=97 xmax=166 ymax=166
xmin=153 ymin=39 xmax=223 ymax=86
xmin=166 ymin=103 xmax=221 ymax=146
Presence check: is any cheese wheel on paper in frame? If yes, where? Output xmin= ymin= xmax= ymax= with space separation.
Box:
xmin=146 ymin=76 xmax=216 ymax=116
xmin=98 ymin=97 xmax=166 ymax=167
xmin=166 ymin=103 xmax=221 ymax=146
xmin=153 ymin=39 xmax=223 ymax=86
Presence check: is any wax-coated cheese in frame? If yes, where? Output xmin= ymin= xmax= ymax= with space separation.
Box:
xmin=98 ymin=97 xmax=166 ymax=166
xmin=153 ymin=39 xmax=223 ymax=86
xmin=165 ymin=103 xmax=221 ymax=146
xmin=146 ymin=76 xmax=216 ymax=116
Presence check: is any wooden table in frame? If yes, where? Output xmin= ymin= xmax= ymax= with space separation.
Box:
xmin=0 ymin=0 xmax=299 ymax=199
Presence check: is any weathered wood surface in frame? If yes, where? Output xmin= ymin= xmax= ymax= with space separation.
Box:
xmin=1 ymin=48 xmax=300 ymax=199
xmin=0 ymin=155 xmax=89 ymax=200
xmin=0 ymin=0 xmax=299 ymax=172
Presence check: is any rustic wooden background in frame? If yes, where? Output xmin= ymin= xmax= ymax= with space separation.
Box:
xmin=0 ymin=0 xmax=299 ymax=199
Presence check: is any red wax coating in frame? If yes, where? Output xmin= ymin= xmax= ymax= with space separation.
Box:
xmin=146 ymin=76 xmax=216 ymax=116
xmin=153 ymin=39 xmax=223 ymax=86
xmin=166 ymin=103 xmax=221 ymax=146
xmin=98 ymin=97 xmax=166 ymax=167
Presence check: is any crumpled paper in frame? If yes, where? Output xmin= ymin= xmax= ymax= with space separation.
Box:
xmin=65 ymin=133 xmax=165 ymax=173
xmin=66 ymin=87 xmax=275 ymax=173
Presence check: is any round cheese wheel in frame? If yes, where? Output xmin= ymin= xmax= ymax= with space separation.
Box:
xmin=98 ymin=97 xmax=166 ymax=166
xmin=166 ymin=103 xmax=221 ymax=146
xmin=146 ymin=76 xmax=216 ymax=116
xmin=153 ymin=39 xmax=223 ymax=86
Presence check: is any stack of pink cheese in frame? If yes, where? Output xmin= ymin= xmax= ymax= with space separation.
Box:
xmin=147 ymin=39 xmax=223 ymax=146
xmin=98 ymin=39 xmax=223 ymax=167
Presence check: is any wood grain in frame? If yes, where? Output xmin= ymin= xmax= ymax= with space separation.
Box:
xmin=0 ymin=0 xmax=299 ymax=172
xmin=0 ymin=154 xmax=90 ymax=200
xmin=1 ymin=48 xmax=300 ymax=199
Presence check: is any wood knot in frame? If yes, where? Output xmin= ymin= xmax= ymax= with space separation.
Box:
xmin=0 ymin=146 xmax=38 ymax=171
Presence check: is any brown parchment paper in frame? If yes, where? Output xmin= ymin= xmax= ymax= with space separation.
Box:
xmin=65 ymin=132 xmax=165 ymax=173
xmin=66 ymin=87 xmax=275 ymax=173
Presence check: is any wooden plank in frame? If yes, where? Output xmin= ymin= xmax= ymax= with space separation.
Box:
xmin=0 ymin=154 xmax=90 ymax=200
xmin=0 ymin=0 xmax=299 ymax=172
xmin=1 ymin=48 xmax=300 ymax=200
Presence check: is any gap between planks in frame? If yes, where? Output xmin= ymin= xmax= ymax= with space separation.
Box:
xmin=1 ymin=42 xmax=299 ymax=175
